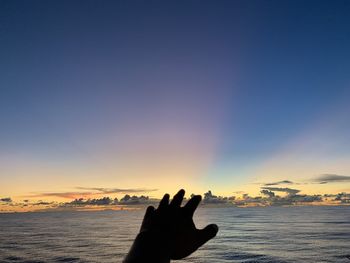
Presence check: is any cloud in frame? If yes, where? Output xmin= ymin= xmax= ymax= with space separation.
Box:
xmin=4 ymin=188 xmax=350 ymax=212
xmin=312 ymin=174 xmax=350 ymax=184
xmin=334 ymin=193 xmax=350 ymax=204
xmin=119 ymin=195 xmax=151 ymax=205
xmin=32 ymin=201 xmax=55 ymax=206
xmin=291 ymin=195 xmax=322 ymax=203
xmin=27 ymin=187 xmax=158 ymax=199
xmin=75 ymin=187 xmax=158 ymax=194
xmin=260 ymin=189 xmax=275 ymax=198
xmin=264 ymin=180 xmax=294 ymax=186
xmin=259 ymin=188 xmax=323 ymax=206
xmin=265 ymin=194 xmax=322 ymax=206
xmin=0 ymin=197 xmax=12 ymax=203
xmin=261 ymin=187 xmax=300 ymax=195
xmin=28 ymin=192 xmax=95 ymax=199
xmin=62 ymin=195 xmax=152 ymax=207
xmin=203 ymin=190 xmax=229 ymax=204
xmin=67 ymin=197 xmax=116 ymax=206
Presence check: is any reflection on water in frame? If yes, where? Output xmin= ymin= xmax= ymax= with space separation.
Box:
xmin=1 ymin=206 xmax=350 ymax=262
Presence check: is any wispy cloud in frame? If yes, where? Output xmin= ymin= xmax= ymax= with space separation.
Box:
xmin=27 ymin=187 xmax=158 ymax=199
xmin=264 ymin=180 xmax=294 ymax=186
xmin=28 ymin=192 xmax=95 ymax=199
xmin=311 ymin=174 xmax=350 ymax=184
xmin=75 ymin=187 xmax=158 ymax=194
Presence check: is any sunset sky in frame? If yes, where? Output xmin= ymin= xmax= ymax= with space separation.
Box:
xmin=1 ymin=0 xmax=350 ymax=211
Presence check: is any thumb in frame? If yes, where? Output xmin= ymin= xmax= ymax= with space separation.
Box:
xmin=196 ymin=224 xmax=219 ymax=248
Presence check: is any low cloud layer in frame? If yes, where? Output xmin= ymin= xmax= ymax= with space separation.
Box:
xmin=261 ymin=187 xmax=300 ymax=195
xmin=2 ymin=189 xmax=350 ymax=213
xmin=62 ymin=195 xmax=153 ymax=208
xmin=312 ymin=174 xmax=350 ymax=184
xmin=68 ymin=197 xmax=117 ymax=206
xmin=3 ymin=179 xmax=350 ymax=212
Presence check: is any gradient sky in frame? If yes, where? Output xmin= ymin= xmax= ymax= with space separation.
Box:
xmin=1 ymin=0 xmax=350 ymax=204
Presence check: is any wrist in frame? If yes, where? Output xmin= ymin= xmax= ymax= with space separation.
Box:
xmin=124 ymin=231 xmax=171 ymax=263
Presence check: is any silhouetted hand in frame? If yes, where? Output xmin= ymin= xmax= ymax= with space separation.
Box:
xmin=124 ymin=189 xmax=218 ymax=263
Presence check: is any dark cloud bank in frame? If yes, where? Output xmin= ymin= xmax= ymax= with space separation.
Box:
xmin=2 ymin=189 xmax=350 ymax=212
xmin=311 ymin=174 xmax=350 ymax=184
xmin=0 ymin=198 xmax=12 ymax=203
xmin=51 ymin=188 xmax=350 ymax=210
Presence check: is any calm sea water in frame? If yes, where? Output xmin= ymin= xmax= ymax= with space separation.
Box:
xmin=1 ymin=206 xmax=350 ymax=263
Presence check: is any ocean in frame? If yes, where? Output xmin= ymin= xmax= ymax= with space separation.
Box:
xmin=1 ymin=206 xmax=349 ymax=262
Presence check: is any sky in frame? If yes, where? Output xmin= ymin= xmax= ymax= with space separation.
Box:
xmin=1 ymin=0 xmax=350 ymax=211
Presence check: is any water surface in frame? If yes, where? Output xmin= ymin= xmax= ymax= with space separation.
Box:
xmin=1 ymin=206 xmax=350 ymax=262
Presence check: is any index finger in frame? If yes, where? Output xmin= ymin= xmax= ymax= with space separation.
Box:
xmin=184 ymin=195 xmax=201 ymax=216
xmin=170 ymin=189 xmax=185 ymax=208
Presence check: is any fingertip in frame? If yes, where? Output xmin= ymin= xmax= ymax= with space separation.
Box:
xmin=163 ymin=194 xmax=170 ymax=203
xmin=192 ymin=195 xmax=202 ymax=205
xmin=195 ymin=194 xmax=202 ymax=201
xmin=210 ymin=224 xmax=219 ymax=235
xmin=170 ymin=189 xmax=186 ymax=207
xmin=146 ymin=205 xmax=155 ymax=212
xmin=197 ymin=224 xmax=219 ymax=247
xmin=184 ymin=194 xmax=202 ymax=216
xmin=144 ymin=205 xmax=155 ymax=217
xmin=158 ymin=193 xmax=170 ymax=210
xmin=191 ymin=195 xmax=202 ymax=206
xmin=141 ymin=205 xmax=155 ymax=230
xmin=206 ymin=224 xmax=219 ymax=238
xmin=162 ymin=193 xmax=170 ymax=202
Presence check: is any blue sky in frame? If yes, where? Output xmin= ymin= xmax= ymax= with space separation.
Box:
xmin=1 ymin=0 xmax=350 ymax=201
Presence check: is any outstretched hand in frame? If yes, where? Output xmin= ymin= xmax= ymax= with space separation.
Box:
xmin=124 ymin=189 xmax=218 ymax=262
